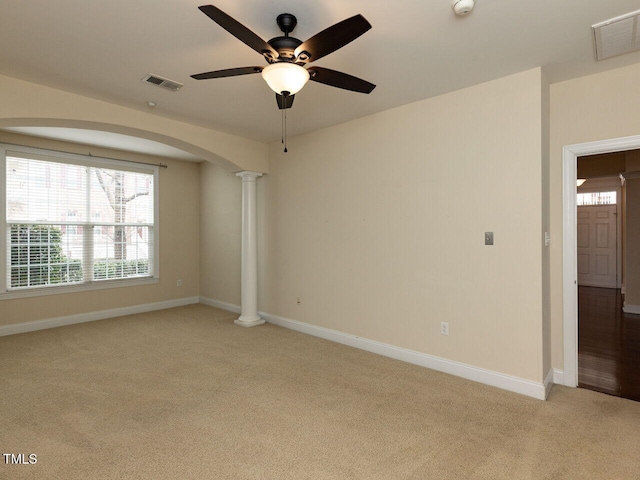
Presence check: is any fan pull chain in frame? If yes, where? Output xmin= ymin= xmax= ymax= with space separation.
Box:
xmin=284 ymin=107 xmax=288 ymax=153
xmin=280 ymin=92 xmax=288 ymax=153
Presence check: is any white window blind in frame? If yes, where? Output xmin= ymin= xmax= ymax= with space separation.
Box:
xmin=5 ymin=148 xmax=157 ymax=292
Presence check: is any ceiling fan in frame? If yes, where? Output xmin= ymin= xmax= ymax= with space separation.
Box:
xmin=191 ymin=4 xmax=376 ymax=111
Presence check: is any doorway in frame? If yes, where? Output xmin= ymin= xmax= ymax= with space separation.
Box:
xmin=562 ymin=135 xmax=640 ymax=390
xmin=576 ymin=171 xmax=626 ymax=397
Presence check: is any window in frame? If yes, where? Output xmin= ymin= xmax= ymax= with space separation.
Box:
xmin=1 ymin=144 xmax=159 ymax=296
xmin=576 ymin=191 xmax=617 ymax=206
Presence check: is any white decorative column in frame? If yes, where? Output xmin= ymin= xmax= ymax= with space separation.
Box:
xmin=235 ymin=171 xmax=264 ymax=327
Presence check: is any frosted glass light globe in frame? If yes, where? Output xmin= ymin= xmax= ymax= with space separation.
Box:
xmin=261 ymin=63 xmax=310 ymax=95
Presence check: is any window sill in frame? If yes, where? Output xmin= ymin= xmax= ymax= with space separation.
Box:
xmin=0 ymin=277 xmax=159 ymax=301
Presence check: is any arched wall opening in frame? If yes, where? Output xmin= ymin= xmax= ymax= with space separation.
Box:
xmin=0 ymin=73 xmax=268 ymax=173
xmin=0 ymin=118 xmax=242 ymax=172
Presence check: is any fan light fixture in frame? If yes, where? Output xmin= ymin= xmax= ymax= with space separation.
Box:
xmin=577 ymin=178 xmax=587 ymax=187
xmin=191 ymin=5 xmax=375 ymax=152
xmin=261 ymin=63 xmax=310 ymax=95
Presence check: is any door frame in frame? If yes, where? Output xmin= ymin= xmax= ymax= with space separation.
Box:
xmin=563 ymin=134 xmax=640 ymax=387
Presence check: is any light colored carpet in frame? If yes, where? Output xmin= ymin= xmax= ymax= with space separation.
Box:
xmin=1 ymin=304 xmax=639 ymax=479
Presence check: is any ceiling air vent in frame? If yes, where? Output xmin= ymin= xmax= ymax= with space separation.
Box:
xmin=593 ymin=10 xmax=640 ymax=61
xmin=141 ymin=74 xmax=183 ymax=91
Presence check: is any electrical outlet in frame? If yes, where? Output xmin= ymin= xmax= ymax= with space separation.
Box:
xmin=177 ymin=279 xmax=183 ymax=287
xmin=440 ymin=322 xmax=449 ymax=336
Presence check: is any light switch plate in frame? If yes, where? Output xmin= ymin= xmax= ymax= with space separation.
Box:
xmin=485 ymin=232 xmax=494 ymax=245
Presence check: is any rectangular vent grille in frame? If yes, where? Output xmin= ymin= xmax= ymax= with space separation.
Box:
xmin=141 ymin=74 xmax=183 ymax=91
xmin=593 ymin=10 xmax=640 ymax=61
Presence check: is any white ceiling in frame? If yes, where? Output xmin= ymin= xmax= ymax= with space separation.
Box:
xmin=2 ymin=0 xmax=640 ymax=154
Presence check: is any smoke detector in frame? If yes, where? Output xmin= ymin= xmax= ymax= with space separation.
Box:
xmin=452 ymin=0 xmax=476 ymax=15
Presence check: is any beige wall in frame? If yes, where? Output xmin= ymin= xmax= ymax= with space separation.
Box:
xmin=259 ymin=68 xmax=546 ymax=382
xmin=550 ymin=62 xmax=640 ymax=371
xmin=199 ymin=162 xmax=242 ymax=304
xmin=0 ymin=132 xmax=201 ymax=326
xmin=541 ymin=72 xmax=552 ymax=379
xmin=0 ymin=65 xmax=564 ymax=387
xmin=6 ymin=58 xmax=640 ymax=388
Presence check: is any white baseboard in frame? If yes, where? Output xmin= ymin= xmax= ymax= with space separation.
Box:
xmin=199 ymin=297 xmax=241 ymax=314
xmin=4 ymin=295 xmax=552 ymax=401
xmin=257 ymin=309 xmax=549 ymax=400
xmin=0 ymin=296 xmax=200 ymax=337
xmin=623 ymin=303 xmax=640 ymax=314
xmin=543 ymin=368 xmax=554 ymax=399
xmin=553 ymin=368 xmax=564 ymax=385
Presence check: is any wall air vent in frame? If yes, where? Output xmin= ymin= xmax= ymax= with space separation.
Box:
xmin=593 ymin=10 xmax=640 ymax=61
xmin=141 ymin=74 xmax=183 ymax=91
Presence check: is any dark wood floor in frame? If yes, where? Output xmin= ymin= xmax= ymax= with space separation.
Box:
xmin=578 ymin=286 xmax=640 ymax=402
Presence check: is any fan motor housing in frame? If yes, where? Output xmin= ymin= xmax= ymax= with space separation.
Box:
xmin=268 ymin=36 xmax=303 ymax=60
xmin=270 ymin=13 xmax=301 ymax=60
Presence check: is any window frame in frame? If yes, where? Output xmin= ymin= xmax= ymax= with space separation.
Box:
xmin=1 ymin=143 xmax=160 ymax=300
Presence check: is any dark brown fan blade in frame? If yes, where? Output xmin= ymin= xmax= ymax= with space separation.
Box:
xmin=191 ymin=66 xmax=263 ymax=80
xmin=198 ymin=5 xmax=278 ymax=59
xmin=294 ymin=14 xmax=371 ymax=64
xmin=276 ymin=93 xmax=295 ymax=109
xmin=308 ymin=67 xmax=375 ymax=93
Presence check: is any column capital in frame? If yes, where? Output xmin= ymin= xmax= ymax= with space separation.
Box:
xmin=236 ymin=171 xmax=263 ymax=180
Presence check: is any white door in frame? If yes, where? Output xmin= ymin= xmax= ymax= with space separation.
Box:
xmin=577 ymin=205 xmax=617 ymax=287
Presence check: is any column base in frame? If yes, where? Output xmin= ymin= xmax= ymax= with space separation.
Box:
xmin=234 ymin=315 xmax=265 ymax=328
